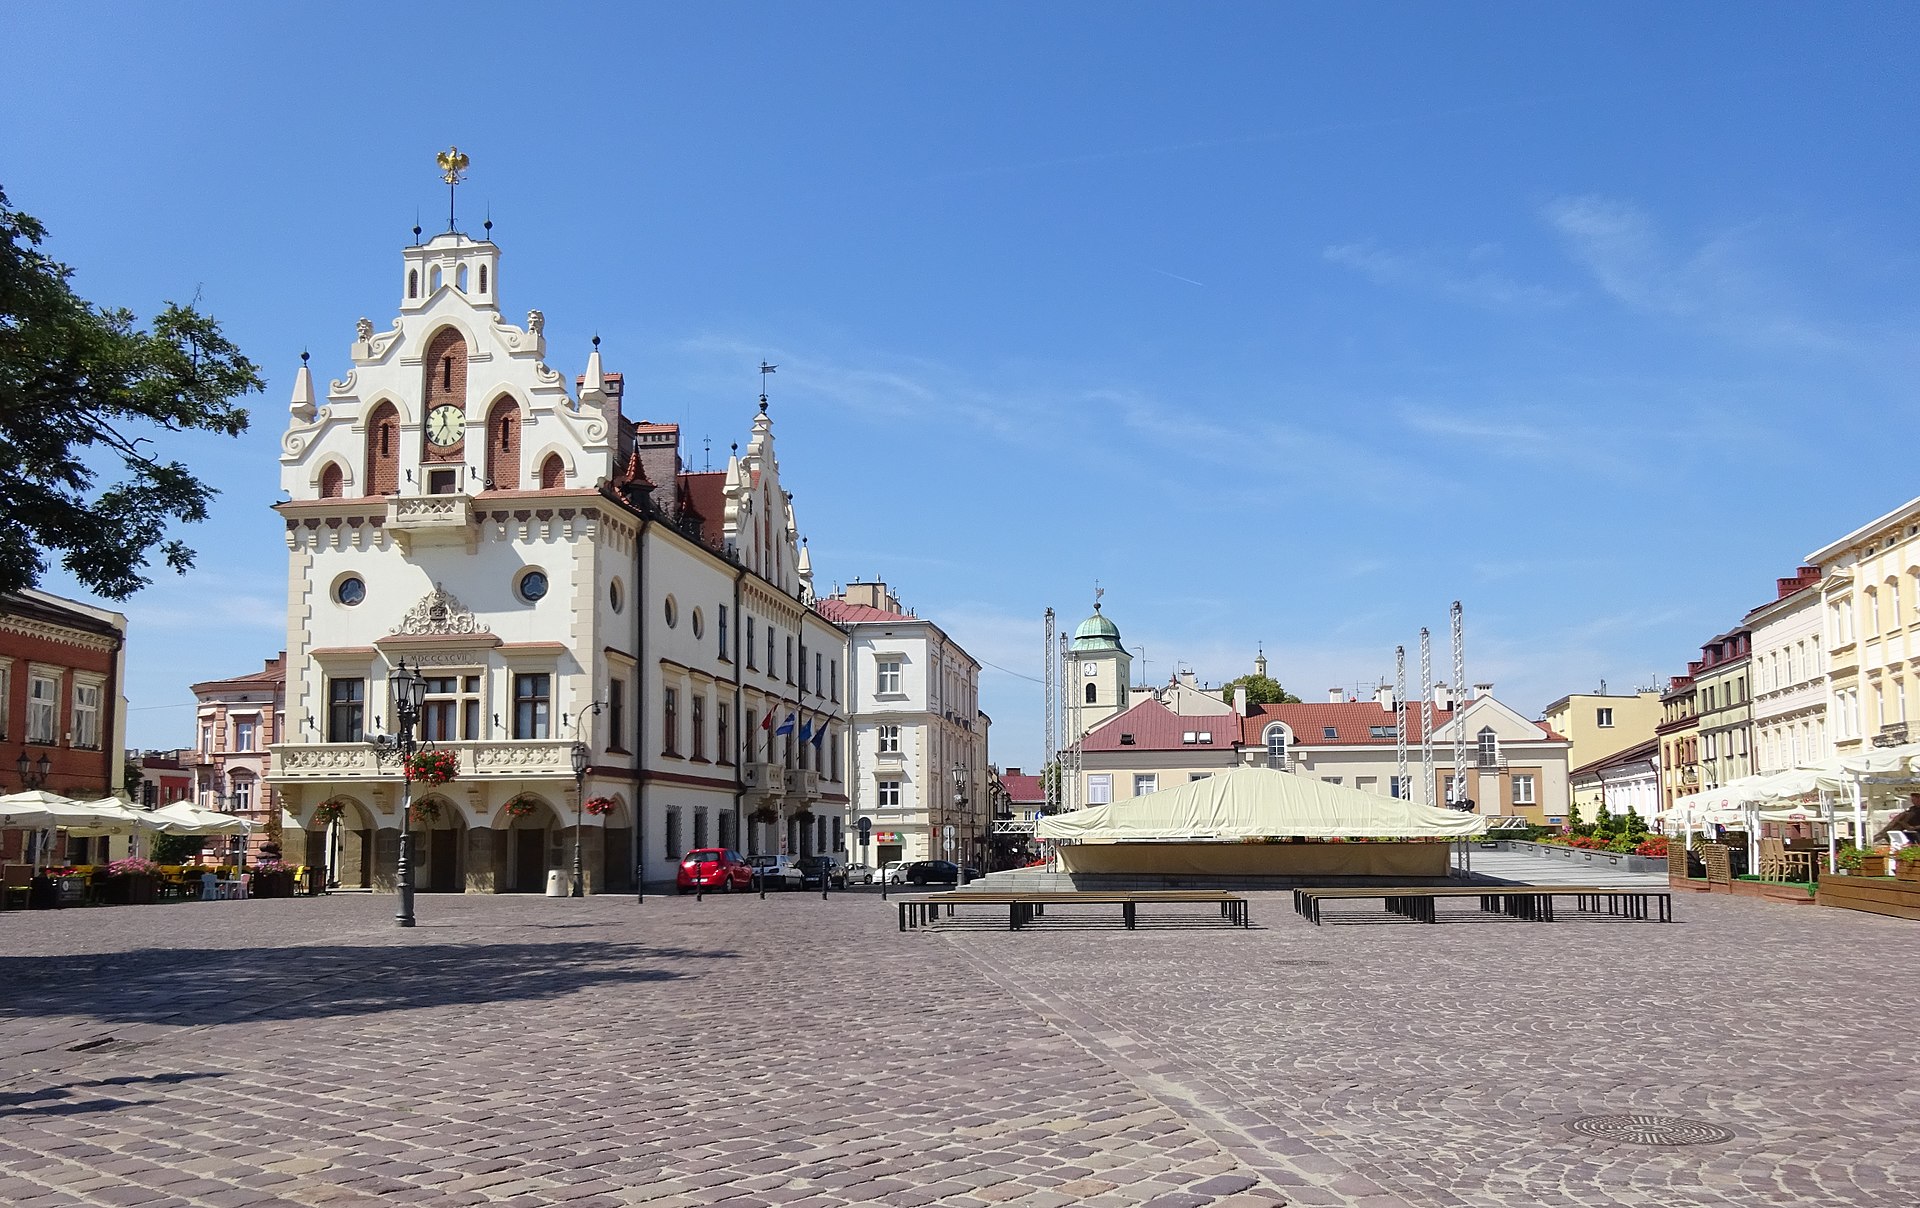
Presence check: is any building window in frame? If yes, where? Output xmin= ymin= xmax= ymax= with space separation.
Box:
xmin=877 ymin=659 xmax=902 ymax=695
xmin=1513 ymin=774 xmax=1537 ymax=805
xmin=831 ymin=659 xmax=839 ymax=701
xmin=718 ymin=605 xmax=730 ymax=660
xmin=664 ymin=596 xmax=678 ymax=628
xmin=664 ymin=808 xmax=681 ymax=859
xmin=512 ymin=674 xmax=551 ymax=739
xmin=420 ymin=676 xmax=479 ymax=742
xmin=785 ymin=636 xmax=794 ymax=683
xmin=1085 ymin=682 xmax=1097 ymax=704
xmin=1477 ymin=727 xmax=1498 ymax=765
xmin=1389 ymin=775 xmax=1407 ymax=799
xmin=1132 ymin=774 xmax=1158 ymax=796
xmin=662 ymin=686 xmax=679 ymax=756
xmin=539 ymin=453 xmax=565 ymax=489
xmin=798 ymin=642 xmax=808 ymax=690
xmin=878 ymin=724 xmax=900 ymax=753
xmin=234 ymin=719 xmax=256 ymax=752
xmin=766 ymin=626 xmax=775 ymax=672
xmin=815 ymin=652 xmax=823 ymax=694
xmin=328 ymin=678 xmax=364 ymax=743
xmin=1263 ymin=725 xmax=1288 ymax=770
xmin=72 ymin=682 xmax=102 ymax=750
xmin=1087 ymin=774 xmax=1113 ymax=804
xmin=691 ymin=695 xmax=706 ymax=761
xmin=231 ymin=776 xmax=253 ymax=813
xmin=878 ymin=779 xmax=901 ymax=808
xmin=0 ymin=663 xmax=10 ymax=738
xmin=693 ymin=809 xmax=708 ymax=850
xmin=1596 ymin=707 xmax=1614 ymax=728
xmin=717 ymin=702 xmax=731 ymax=765
xmin=746 ymin=616 xmax=756 ymax=669
xmin=27 ymin=672 xmax=58 ymax=744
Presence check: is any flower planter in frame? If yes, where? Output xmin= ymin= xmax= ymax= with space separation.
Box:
xmin=103 ymin=873 xmax=157 ymax=906
xmin=1895 ymin=862 xmax=1920 ymax=883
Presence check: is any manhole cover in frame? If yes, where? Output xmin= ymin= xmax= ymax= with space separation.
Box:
xmin=1568 ymin=1114 xmax=1734 ymax=1146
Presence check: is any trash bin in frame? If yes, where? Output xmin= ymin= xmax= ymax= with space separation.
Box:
xmin=545 ymin=869 xmax=567 ymax=897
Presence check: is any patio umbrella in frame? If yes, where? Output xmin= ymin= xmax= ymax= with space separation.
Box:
xmin=0 ymin=790 xmax=73 ymax=829
xmin=149 ymin=801 xmax=254 ymax=836
xmin=59 ymin=797 xmax=165 ymax=858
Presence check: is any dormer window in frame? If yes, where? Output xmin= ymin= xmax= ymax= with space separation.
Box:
xmin=1119 ymin=733 xmax=1135 ymax=745
xmin=1323 ymin=726 xmax=1338 ymax=739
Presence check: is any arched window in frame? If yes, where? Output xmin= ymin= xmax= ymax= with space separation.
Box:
xmin=430 ymin=266 xmax=442 ymax=292
xmin=485 ymin=396 xmax=520 ymax=489
xmin=1477 ymin=726 xmax=1499 ymax=766
xmin=539 ymin=453 xmax=565 ymax=489
xmin=364 ymin=402 xmax=400 ymax=496
xmin=1084 ymin=682 xmax=1096 ymax=705
xmin=456 ymin=264 xmax=468 ymax=292
xmin=478 ymin=264 xmax=488 ymax=293
xmin=407 ymin=269 xmax=418 ymax=299
xmin=420 ymin=328 xmax=467 ymax=459
xmin=1263 ymin=725 xmax=1288 ymax=770
xmin=319 ymin=463 xmax=344 ymax=499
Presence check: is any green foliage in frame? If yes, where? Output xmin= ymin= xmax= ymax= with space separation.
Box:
xmin=1621 ymin=804 xmax=1649 ymax=841
xmin=1220 ymin=674 xmax=1301 ymax=708
xmin=149 ymin=833 xmax=205 ymax=864
xmin=1565 ymin=798 xmax=1582 ymax=831
xmin=0 ymin=186 xmax=261 ymax=599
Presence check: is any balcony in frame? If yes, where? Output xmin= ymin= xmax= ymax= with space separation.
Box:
xmin=1472 ymin=753 xmax=1509 ymax=770
xmin=1873 ymin=723 xmax=1910 ymax=748
xmin=386 ymin=493 xmax=475 ymax=551
xmin=268 ymin=740 xmax=579 ymax=782
xmin=742 ymin=762 xmax=786 ymax=802
xmin=786 ymin=768 xmax=820 ymax=800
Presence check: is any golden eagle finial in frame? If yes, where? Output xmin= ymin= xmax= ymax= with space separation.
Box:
xmin=436 ymin=146 xmax=470 ymax=185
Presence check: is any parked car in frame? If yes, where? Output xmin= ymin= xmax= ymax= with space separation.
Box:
xmin=841 ymin=862 xmax=876 ymax=886
xmin=747 ymin=854 xmax=805 ymax=890
xmin=676 ymin=848 xmax=753 ymax=894
xmin=797 ymin=854 xmax=848 ymax=889
xmin=903 ymin=860 xmax=980 ymax=885
xmin=878 ymin=860 xmax=910 ymax=885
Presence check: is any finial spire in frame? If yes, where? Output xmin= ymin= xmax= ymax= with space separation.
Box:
xmin=759 ymin=360 xmax=777 ymax=409
xmin=435 ymin=146 xmax=471 ymax=232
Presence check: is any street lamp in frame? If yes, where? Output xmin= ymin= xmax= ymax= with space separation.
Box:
xmin=371 ymin=660 xmax=427 ymax=928
xmin=951 ymin=762 xmax=968 ymax=867
xmin=564 ymin=699 xmax=602 ymax=894
xmin=16 ymin=751 xmax=51 ymax=789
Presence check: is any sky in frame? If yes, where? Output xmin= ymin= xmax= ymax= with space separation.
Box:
xmin=3 ymin=3 xmax=1917 ymax=770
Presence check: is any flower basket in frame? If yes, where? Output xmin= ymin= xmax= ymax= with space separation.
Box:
xmin=750 ymin=806 xmax=779 ymax=824
xmin=1896 ymin=847 xmax=1920 ymax=881
xmin=583 ymin=796 xmax=618 ymax=817
xmin=408 ymin=800 xmax=441 ymax=825
xmin=504 ymin=796 xmax=540 ymax=820
xmin=311 ymin=801 xmax=345 ymax=830
xmin=405 ymin=749 xmax=460 ymax=785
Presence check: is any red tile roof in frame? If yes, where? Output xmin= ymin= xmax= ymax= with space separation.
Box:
xmin=1082 ymin=700 xmax=1238 ymax=752
xmin=676 ymin=471 xmax=728 ymax=548
xmin=813 ymin=598 xmax=908 ymax=625
xmin=190 ymin=655 xmax=287 ymax=695
xmin=1000 ymin=773 xmax=1045 ymax=804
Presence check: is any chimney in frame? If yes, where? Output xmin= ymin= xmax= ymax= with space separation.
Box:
xmin=1328 ymin=687 xmax=1345 ymax=704
xmin=1433 ymin=681 xmax=1453 ymax=711
xmin=1376 ymin=684 xmax=1395 ymax=712
xmin=1233 ymin=687 xmax=1249 ymax=716
xmin=1005 ymin=767 xmax=1022 ymax=777
xmin=1474 ymin=682 xmax=1494 ymax=701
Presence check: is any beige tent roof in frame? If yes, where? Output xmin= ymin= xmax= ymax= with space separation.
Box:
xmin=1037 ymin=767 xmax=1489 ymax=841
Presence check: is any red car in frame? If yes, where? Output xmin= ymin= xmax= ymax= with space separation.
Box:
xmin=676 ymin=848 xmax=753 ymax=893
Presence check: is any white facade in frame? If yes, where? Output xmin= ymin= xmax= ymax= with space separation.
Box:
xmin=821 ymin=583 xmax=988 ymax=869
xmin=267 ymin=229 xmax=848 ymax=894
xmin=1749 ymin=579 xmax=1828 ymax=774
xmin=1808 ymin=497 xmax=1920 ymax=756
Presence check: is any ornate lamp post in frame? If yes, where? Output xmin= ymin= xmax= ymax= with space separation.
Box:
xmin=570 ymin=739 xmax=589 ymax=898
xmin=371 ymin=660 xmax=427 ymax=928
xmin=16 ymin=751 xmax=51 ymax=788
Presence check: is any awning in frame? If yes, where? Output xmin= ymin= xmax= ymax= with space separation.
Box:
xmin=149 ymin=802 xmax=255 ymax=836
xmin=1037 ymin=766 xmax=1488 ymax=841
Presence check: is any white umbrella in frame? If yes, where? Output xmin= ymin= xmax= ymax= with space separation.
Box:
xmin=150 ymin=801 xmax=254 ymax=836
xmin=0 ymin=789 xmax=72 ymax=829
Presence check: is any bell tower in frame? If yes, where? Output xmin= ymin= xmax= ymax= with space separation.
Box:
xmin=1070 ymin=599 xmax=1132 ymax=735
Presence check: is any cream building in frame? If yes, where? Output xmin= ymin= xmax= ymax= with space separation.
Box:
xmin=267 ymin=224 xmax=847 ymax=894
xmin=190 ymin=654 xmax=285 ymax=864
xmin=1748 ymin=566 xmax=1828 ymax=774
xmin=1807 ymin=495 xmax=1920 ymax=755
xmin=817 ymin=582 xmax=988 ymax=869
xmin=1692 ymin=627 xmax=1753 ymax=791
xmin=1539 ymin=689 xmax=1661 ymax=797
xmin=1656 ymin=674 xmax=1699 ymax=816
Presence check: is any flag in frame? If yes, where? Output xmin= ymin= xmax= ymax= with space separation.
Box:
xmin=774 ymin=712 xmax=796 ymax=736
xmin=811 ymin=720 xmax=830 ymax=749
xmin=761 ymin=709 xmax=774 ymax=731
xmin=797 ymin=717 xmax=813 ymax=744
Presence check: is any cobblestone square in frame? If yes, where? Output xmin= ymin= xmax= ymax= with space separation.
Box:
xmin=0 ymin=888 xmax=1912 ymax=1207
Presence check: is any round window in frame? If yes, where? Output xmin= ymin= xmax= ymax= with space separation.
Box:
xmin=518 ymin=570 xmax=549 ymax=603
xmin=609 ymin=578 xmax=624 ymax=613
xmin=663 ymin=595 xmax=678 ymax=627
xmin=336 ymin=576 xmax=366 ymax=606
xmin=692 ymin=608 xmax=704 ymax=639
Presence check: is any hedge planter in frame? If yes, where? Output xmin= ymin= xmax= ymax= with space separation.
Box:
xmin=102 ymin=874 xmax=157 ymax=906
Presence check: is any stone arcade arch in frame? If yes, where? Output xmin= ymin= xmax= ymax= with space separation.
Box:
xmin=408 ymin=793 xmax=469 ymax=893
xmin=492 ymin=796 xmax=564 ymax=893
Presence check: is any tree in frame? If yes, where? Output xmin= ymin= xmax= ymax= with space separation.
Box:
xmin=1219 ymin=674 xmax=1301 ymax=709
xmin=0 ymin=186 xmax=261 ymax=600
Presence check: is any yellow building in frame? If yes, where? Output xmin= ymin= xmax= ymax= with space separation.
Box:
xmin=1806 ymin=495 xmax=1920 ymax=754
xmin=1540 ymin=689 xmax=1661 ymax=816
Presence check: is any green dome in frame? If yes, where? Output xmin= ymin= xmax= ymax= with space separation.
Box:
xmin=1071 ymin=606 xmax=1122 ymax=652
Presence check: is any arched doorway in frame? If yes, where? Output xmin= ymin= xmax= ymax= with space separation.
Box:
xmin=309 ymin=796 xmax=376 ymax=890
xmin=498 ymin=797 xmax=561 ymax=893
xmin=410 ymin=795 xmax=468 ymax=893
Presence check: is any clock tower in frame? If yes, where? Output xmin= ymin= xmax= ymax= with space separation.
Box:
xmin=1070 ymin=602 xmax=1131 ymax=735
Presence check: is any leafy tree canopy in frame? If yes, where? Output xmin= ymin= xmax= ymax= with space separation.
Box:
xmin=0 ymin=186 xmax=260 ymax=600
xmin=1220 ymin=673 xmax=1301 ymax=708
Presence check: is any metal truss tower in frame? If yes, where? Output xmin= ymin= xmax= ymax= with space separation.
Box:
xmin=1419 ymin=627 xmax=1436 ymax=809
xmin=1450 ymin=600 xmax=1467 ymax=806
xmin=1043 ymin=608 xmax=1058 ymax=812
xmin=1394 ymin=645 xmax=1409 ymax=800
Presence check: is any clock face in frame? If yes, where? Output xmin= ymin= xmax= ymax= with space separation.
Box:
xmin=426 ymin=404 xmax=466 ymax=447
xmin=1082 ymin=661 xmax=1098 ymax=676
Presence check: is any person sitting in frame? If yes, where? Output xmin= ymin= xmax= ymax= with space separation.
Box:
xmin=1873 ymin=794 xmax=1920 ymax=849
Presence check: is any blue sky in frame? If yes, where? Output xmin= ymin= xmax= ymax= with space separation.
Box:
xmin=4 ymin=3 xmax=1916 ymax=768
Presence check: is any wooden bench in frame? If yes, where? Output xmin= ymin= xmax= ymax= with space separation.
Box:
xmin=900 ymin=889 xmax=1250 ymax=932
xmin=1292 ymin=884 xmax=1672 ymax=926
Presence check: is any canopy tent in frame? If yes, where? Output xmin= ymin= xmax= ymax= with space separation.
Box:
xmin=1038 ymin=766 xmax=1489 ymax=842
xmin=149 ymin=802 xmax=255 ymax=836
xmin=0 ymin=790 xmax=69 ymax=830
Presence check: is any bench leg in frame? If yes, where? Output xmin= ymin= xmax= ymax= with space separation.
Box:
xmin=1123 ymin=901 xmax=1136 ymax=930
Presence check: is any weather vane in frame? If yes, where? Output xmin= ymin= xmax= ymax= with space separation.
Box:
xmin=435 ymin=146 xmax=470 ymax=232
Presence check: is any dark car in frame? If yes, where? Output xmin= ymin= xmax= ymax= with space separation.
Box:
xmin=797 ymin=854 xmax=847 ymax=889
xmin=904 ymin=860 xmax=980 ymax=886
xmin=676 ymin=848 xmax=753 ymax=893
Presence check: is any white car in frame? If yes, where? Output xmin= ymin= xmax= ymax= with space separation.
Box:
xmin=746 ymin=854 xmax=804 ymax=889
xmin=840 ymin=862 xmax=876 ymax=886
xmin=879 ymin=860 xmax=910 ymax=885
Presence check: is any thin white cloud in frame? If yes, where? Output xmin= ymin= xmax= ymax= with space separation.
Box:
xmin=1324 ymin=240 xmax=1574 ymax=311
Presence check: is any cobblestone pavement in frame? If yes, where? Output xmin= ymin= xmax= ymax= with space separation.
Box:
xmin=0 ymin=888 xmax=1913 ymax=1208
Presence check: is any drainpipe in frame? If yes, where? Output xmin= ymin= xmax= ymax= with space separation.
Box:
xmin=632 ymin=508 xmax=651 ymax=902
xmin=732 ymin=563 xmax=747 ymax=853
